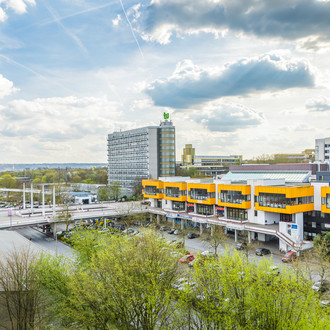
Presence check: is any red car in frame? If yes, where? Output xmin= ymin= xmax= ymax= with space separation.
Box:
xmin=180 ymin=254 xmax=195 ymax=264
xmin=282 ymin=251 xmax=297 ymax=263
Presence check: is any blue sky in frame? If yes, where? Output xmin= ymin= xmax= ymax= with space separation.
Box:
xmin=0 ymin=0 xmax=330 ymax=163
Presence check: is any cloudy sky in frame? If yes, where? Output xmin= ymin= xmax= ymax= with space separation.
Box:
xmin=1 ymin=0 xmax=330 ymax=163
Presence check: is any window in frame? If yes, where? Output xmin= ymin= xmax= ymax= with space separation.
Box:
xmin=165 ymin=187 xmax=180 ymax=198
xmin=218 ymin=190 xmax=250 ymax=204
xmin=196 ymin=204 xmax=213 ymax=215
xmin=172 ymin=201 xmax=185 ymax=211
xmin=280 ymin=214 xmax=292 ymax=222
xmin=254 ymin=210 xmax=258 ymax=216
xmin=187 ymin=203 xmax=194 ymax=213
xmin=227 ymin=207 xmax=247 ymax=220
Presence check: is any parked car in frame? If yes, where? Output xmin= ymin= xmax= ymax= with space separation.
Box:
xmin=168 ymin=228 xmax=176 ymax=234
xmin=122 ymin=228 xmax=135 ymax=235
xmin=187 ymin=232 xmax=199 ymax=239
xmin=312 ymin=280 xmax=329 ymax=292
xmin=267 ymin=266 xmax=280 ymax=276
xmin=180 ymin=254 xmax=195 ymax=264
xmin=256 ymin=248 xmax=271 ymax=256
xmin=160 ymin=226 xmax=170 ymax=231
xmin=201 ymin=250 xmax=215 ymax=258
xmin=173 ymin=229 xmax=181 ymax=235
xmin=281 ymin=251 xmax=297 ymax=263
xmin=320 ymin=300 xmax=330 ymax=307
xmin=235 ymin=242 xmax=247 ymax=250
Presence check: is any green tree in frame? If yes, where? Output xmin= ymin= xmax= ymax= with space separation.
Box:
xmin=98 ymin=187 xmax=110 ymax=201
xmin=174 ymin=250 xmax=328 ymax=329
xmin=37 ymin=231 xmax=180 ymax=329
xmin=109 ymin=181 xmax=121 ymax=200
xmin=0 ymin=173 xmax=17 ymax=188
xmin=314 ymin=232 xmax=330 ymax=261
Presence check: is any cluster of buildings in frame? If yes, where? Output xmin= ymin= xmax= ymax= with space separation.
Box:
xmin=107 ymin=118 xmax=330 ymax=251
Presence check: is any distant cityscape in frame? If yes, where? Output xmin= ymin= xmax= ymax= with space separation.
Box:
xmin=0 ymin=163 xmax=107 ymax=172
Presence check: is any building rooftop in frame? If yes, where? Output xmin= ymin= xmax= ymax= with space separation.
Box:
xmin=222 ymin=171 xmax=311 ymax=183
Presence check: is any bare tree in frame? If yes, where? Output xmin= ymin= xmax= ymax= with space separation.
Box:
xmin=202 ymin=225 xmax=228 ymax=256
xmin=57 ymin=204 xmax=73 ymax=233
xmin=0 ymin=247 xmax=47 ymax=329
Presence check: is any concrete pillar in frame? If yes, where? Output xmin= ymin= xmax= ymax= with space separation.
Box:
xmin=104 ymin=217 xmax=107 ymax=228
xmin=172 ymin=218 xmax=175 ymax=227
xmin=200 ymin=223 xmax=203 ymax=235
xmin=30 ymin=184 xmax=33 ymax=214
xmin=211 ymin=225 xmax=214 ymax=237
xmin=234 ymin=229 xmax=238 ymax=242
xmin=150 ymin=213 xmax=153 ymax=222
xmin=23 ymin=183 xmax=26 ymax=209
xmin=42 ymin=185 xmax=45 ymax=217
xmin=53 ymin=186 xmax=56 ymax=217
xmin=181 ymin=219 xmax=184 ymax=230
xmin=51 ymin=222 xmax=57 ymax=239
xmin=248 ymin=231 xmax=251 ymax=243
xmin=157 ymin=214 xmax=160 ymax=224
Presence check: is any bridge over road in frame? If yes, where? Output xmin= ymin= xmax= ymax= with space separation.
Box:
xmin=0 ymin=201 xmax=146 ymax=234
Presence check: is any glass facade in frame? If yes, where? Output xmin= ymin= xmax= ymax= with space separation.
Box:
xmin=189 ymin=189 xmax=215 ymax=200
xmin=165 ymin=187 xmax=186 ymax=198
xmin=108 ymin=129 xmax=149 ymax=189
xmin=257 ymin=193 xmax=313 ymax=208
xmin=196 ymin=204 xmax=213 ymax=215
xmin=280 ymin=213 xmax=292 ymax=222
xmin=187 ymin=203 xmax=194 ymax=213
xmin=172 ymin=201 xmax=185 ymax=211
xmin=321 ymin=194 xmax=330 ymax=209
xmin=304 ymin=211 xmax=330 ymax=240
xmin=227 ymin=207 xmax=248 ymax=220
xmin=219 ymin=190 xmax=250 ymax=204
xmin=144 ymin=186 xmax=159 ymax=195
xmin=159 ymin=124 xmax=175 ymax=177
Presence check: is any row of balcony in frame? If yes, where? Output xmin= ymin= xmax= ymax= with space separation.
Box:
xmin=142 ymin=180 xmax=327 ymax=214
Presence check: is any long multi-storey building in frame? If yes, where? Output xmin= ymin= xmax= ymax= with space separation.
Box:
xmin=143 ymin=170 xmax=330 ymax=252
xmin=108 ymin=120 xmax=175 ymax=195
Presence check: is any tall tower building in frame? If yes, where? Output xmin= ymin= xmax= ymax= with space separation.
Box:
xmin=107 ymin=119 xmax=175 ymax=195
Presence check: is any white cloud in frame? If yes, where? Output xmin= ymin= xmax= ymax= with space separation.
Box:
xmin=146 ymin=55 xmax=315 ymax=108
xmin=191 ymin=102 xmax=263 ymax=132
xmin=0 ymin=95 xmax=124 ymax=140
xmin=0 ymin=0 xmax=35 ymax=20
xmin=112 ymin=14 xmax=121 ymax=26
xmin=0 ymin=74 xmax=18 ymax=98
xmin=305 ymin=96 xmax=330 ymax=111
xmin=0 ymin=95 xmax=136 ymax=162
xmin=0 ymin=7 xmax=7 ymax=21
xmin=138 ymin=0 xmax=330 ymax=48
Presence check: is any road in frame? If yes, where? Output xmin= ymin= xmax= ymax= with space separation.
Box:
xmin=14 ymin=227 xmax=74 ymax=258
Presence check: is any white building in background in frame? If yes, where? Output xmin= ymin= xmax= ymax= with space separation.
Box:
xmin=107 ymin=119 xmax=176 ymax=196
xmin=315 ymin=137 xmax=330 ymax=162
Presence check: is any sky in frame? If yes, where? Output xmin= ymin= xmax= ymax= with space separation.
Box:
xmin=0 ymin=0 xmax=330 ymax=163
